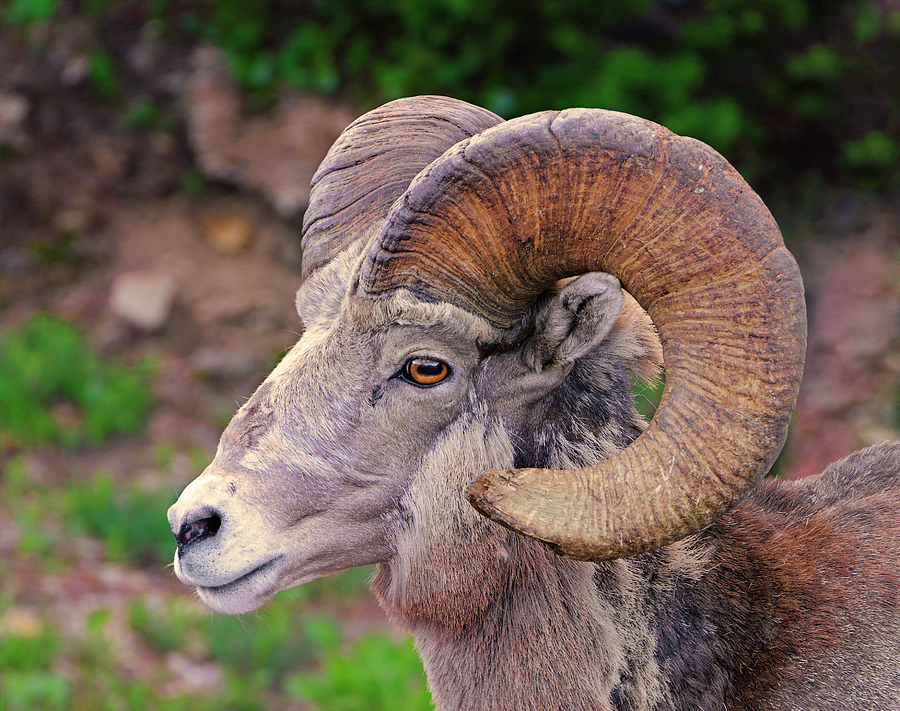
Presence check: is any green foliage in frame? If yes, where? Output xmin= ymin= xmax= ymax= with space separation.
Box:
xmin=88 ymin=49 xmax=120 ymax=99
xmin=181 ymin=168 xmax=207 ymax=197
xmin=128 ymin=597 xmax=200 ymax=654
xmin=0 ymin=458 xmax=56 ymax=560
xmin=2 ymin=455 xmax=175 ymax=566
xmin=177 ymin=0 xmax=897 ymax=195
xmin=128 ymin=599 xmax=182 ymax=654
xmin=278 ymin=22 xmax=341 ymax=93
xmin=0 ymin=314 xmax=154 ymax=448
xmin=71 ymin=607 xmax=172 ymax=711
xmin=842 ymin=130 xmax=900 ymax=167
xmin=633 ymin=373 xmax=665 ymax=422
xmin=5 ymin=0 xmax=895 ymax=192
xmin=0 ymin=622 xmax=70 ymax=711
xmin=303 ymin=565 xmax=373 ymax=603
xmin=2 ymin=0 xmax=57 ymax=24
xmin=787 ymin=43 xmax=842 ymax=81
xmin=31 ymin=232 xmax=76 ymax=265
xmin=200 ymin=608 xmax=328 ymax=682
xmin=284 ymin=632 xmax=432 ymax=711
xmin=122 ymin=97 xmax=163 ymax=130
xmin=0 ymin=473 xmax=415 ymax=710
xmin=840 ymin=130 xmax=900 ymax=189
xmin=127 ymin=593 xmax=426 ymax=709
xmin=61 ymin=473 xmax=176 ymax=566
xmin=0 ymin=630 xmax=61 ymax=671
xmin=13 ymin=503 xmax=59 ymax=559
xmin=0 ymin=671 xmax=71 ymax=711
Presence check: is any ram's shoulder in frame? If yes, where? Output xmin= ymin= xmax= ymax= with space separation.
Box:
xmin=807 ymin=440 xmax=900 ymax=502
xmin=708 ymin=441 xmax=900 ymax=554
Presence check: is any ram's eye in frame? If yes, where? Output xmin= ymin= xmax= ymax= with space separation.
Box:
xmin=402 ymin=358 xmax=450 ymax=386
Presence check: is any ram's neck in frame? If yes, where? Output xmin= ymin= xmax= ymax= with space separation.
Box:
xmin=374 ymin=535 xmax=682 ymax=711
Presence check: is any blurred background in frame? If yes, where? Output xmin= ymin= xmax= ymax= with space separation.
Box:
xmin=0 ymin=0 xmax=897 ymax=709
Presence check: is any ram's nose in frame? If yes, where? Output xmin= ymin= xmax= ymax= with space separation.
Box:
xmin=167 ymin=470 xmax=231 ymax=554
xmin=169 ymin=505 xmax=223 ymax=550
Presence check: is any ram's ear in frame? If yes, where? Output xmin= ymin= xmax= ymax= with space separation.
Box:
xmin=529 ymin=272 xmax=624 ymax=369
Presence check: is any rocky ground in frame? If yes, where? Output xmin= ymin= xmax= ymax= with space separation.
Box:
xmin=1 ymin=18 xmax=898 ymax=708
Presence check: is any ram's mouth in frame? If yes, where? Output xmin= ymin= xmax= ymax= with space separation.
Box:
xmin=194 ymin=556 xmax=286 ymax=614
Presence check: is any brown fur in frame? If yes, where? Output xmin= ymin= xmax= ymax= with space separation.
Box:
xmin=695 ymin=444 xmax=900 ymax=709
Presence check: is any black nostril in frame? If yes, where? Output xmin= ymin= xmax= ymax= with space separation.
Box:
xmin=176 ymin=512 xmax=221 ymax=549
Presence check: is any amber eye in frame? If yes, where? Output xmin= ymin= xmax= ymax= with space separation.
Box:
xmin=403 ymin=357 xmax=450 ymax=386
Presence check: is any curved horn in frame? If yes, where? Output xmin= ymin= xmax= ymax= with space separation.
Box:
xmin=300 ymin=96 xmax=503 ymax=279
xmin=359 ymin=109 xmax=806 ymax=561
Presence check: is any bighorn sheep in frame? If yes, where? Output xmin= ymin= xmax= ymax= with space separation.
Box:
xmin=168 ymin=96 xmax=900 ymax=709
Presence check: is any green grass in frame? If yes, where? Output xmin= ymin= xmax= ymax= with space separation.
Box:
xmin=0 ymin=671 xmax=71 ymax=711
xmin=61 ymin=474 xmax=177 ymax=566
xmin=128 ymin=597 xmax=198 ymax=655
xmin=173 ymin=0 xmax=899 ymax=195
xmin=2 ymin=0 xmax=58 ymax=25
xmin=633 ymin=373 xmax=665 ymax=422
xmin=284 ymin=632 xmax=432 ymax=711
xmin=6 ymin=0 xmax=894 ymax=195
xmin=199 ymin=608 xmax=332 ymax=683
xmin=1 ymin=574 xmax=427 ymax=711
xmin=0 ymin=314 xmax=154 ymax=448
xmin=2 ymin=456 xmax=176 ymax=567
xmin=0 ymin=615 xmax=71 ymax=711
xmin=125 ymin=584 xmax=433 ymax=710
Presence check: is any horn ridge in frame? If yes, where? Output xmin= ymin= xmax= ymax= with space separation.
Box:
xmin=300 ymin=96 xmax=503 ymax=280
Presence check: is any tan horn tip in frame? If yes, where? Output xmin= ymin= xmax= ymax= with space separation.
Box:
xmin=467 ymin=468 xmax=604 ymax=561
xmin=465 ymin=468 xmax=512 ymax=506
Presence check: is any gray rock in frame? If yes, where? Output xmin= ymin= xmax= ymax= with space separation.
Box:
xmin=109 ymin=270 xmax=177 ymax=331
xmin=191 ymin=346 xmax=260 ymax=379
xmin=185 ymin=45 xmax=357 ymax=218
xmin=0 ymin=91 xmax=30 ymax=151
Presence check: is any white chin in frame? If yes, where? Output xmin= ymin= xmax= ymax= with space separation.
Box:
xmin=193 ymin=557 xmax=285 ymax=614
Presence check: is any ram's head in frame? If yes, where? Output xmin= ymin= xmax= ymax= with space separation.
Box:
xmin=168 ymin=97 xmax=805 ymax=615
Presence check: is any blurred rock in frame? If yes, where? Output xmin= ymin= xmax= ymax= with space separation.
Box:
xmin=0 ymin=91 xmax=30 ymax=151
xmin=0 ymin=608 xmax=42 ymax=637
xmin=0 ymin=246 xmax=34 ymax=275
xmin=89 ymin=316 xmax=131 ymax=353
xmin=146 ymin=407 xmax=221 ymax=452
xmin=53 ymin=206 xmax=96 ymax=235
xmin=109 ymin=270 xmax=177 ymax=331
xmin=198 ymin=213 xmax=254 ymax=256
xmin=60 ymin=55 xmax=89 ymax=87
xmin=126 ymin=19 xmax=164 ymax=77
xmin=150 ymin=130 xmax=176 ymax=156
xmin=186 ymin=45 xmax=357 ymax=218
xmin=165 ymin=653 xmax=224 ymax=694
xmin=191 ymin=346 xmax=260 ymax=379
xmin=185 ymin=46 xmax=241 ymax=182
xmin=88 ymin=139 xmax=124 ymax=178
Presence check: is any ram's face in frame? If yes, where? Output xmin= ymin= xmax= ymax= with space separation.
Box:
xmin=167 ymin=244 xmax=638 ymax=616
xmin=167 ymin=270 xmax=499 ymax=614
